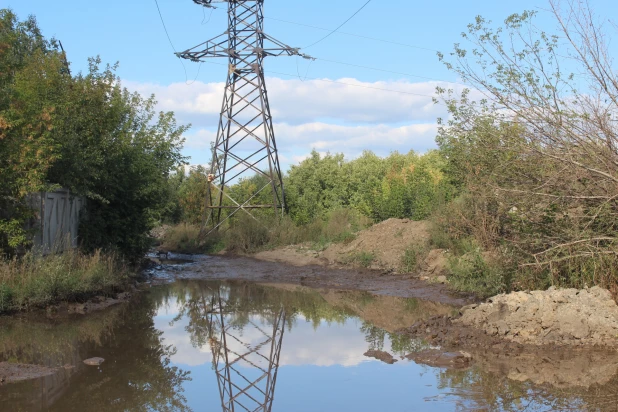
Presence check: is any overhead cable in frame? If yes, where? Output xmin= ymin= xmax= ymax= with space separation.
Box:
xmin=303 ymin=0 xmax=373 ymax=49
xmin=153 ymin=0 xmax=203 ymax=85
xmin=200 ymin=6 xmax=439 ymax=52
xmin=266 ymin=16 xmax=439 ymax=53
xmin=313 ymin=56 xmax=460 ymax=85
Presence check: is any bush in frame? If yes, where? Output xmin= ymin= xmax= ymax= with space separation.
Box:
xmin=224 ymin=215 xmax=271 ymax=253
xmin=0 ymin=249 xmax=133 ymax=313
xmin=446 ymin=245 xmax=510 ymax=298
xmin=400 ymin=242 xmax=429 ymax=273
xmin=284 ymin=150 xmax=452 ymax=225
xmin=343 ymin=251 xmax=376 ymax=268
xmin=0 ymin=11 xmax=187 ymax=261
xmin=161 ymin=223 xmax=226 ymax=254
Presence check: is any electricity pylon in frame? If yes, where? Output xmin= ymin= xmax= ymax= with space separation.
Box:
xmin=207 ymin=288 xmax=286 ymax=412
xmin=178 ymin=0 xmax=313 ymax=234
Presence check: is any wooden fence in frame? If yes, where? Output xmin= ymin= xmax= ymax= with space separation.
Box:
xmin=28 ymin=189 xmax=85 ymax=254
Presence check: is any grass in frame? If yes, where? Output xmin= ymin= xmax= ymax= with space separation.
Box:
xmin=160 ymin=207 xmax=374 ymax=255
xmin=400 ymin=242 xmax=429 ymax=273
xmin=161 ymin=223 xmax=225 ymax=254
xmin=446 ymin=244 xmax=508 ymax=298
xmin=342 ymin=251 xmax=376 ymax=268
xmin=0 ymin=249 xmax=134 ymax=313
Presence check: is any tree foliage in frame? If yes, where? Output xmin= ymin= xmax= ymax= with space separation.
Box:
xmin=0 ymin=10 xmax=188 ymax=260
xmin=284 ymin=149 xmax=451 ymax=224
xmin=435 ymin=0 xmax=618 ymax=290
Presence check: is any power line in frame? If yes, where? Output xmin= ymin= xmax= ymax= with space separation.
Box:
xmin=201 ymin=6 xmax=214 ymax=25
xmin=295 ymin=55 xmax=314 ymax=82
xmin=154 ymin=0 xmax=205 ymax=84
xmin=201 ymin=6 xmax=440 ymax=52
xmin=265 ymin=16 xmax=439 ymax=53
xmin=313 ymin=56 xmax=460 ymax=85
xmin=303 ymin=0 xmax=373 ymax=49
xmin=154 ymin=0 xmax=180 ymax=55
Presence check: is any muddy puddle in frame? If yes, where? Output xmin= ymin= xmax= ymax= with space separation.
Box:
xmin=2 ymin=280 xmax=618 ymax=411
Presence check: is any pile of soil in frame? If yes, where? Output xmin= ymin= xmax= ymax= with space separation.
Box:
xmin=456 ymin=286 xmax=618 ymax=347
xmin=402 ymin=286 xmax=618 ymax=349
xmin=321 ymin=218 xmax=429 ymax=272
xmin=255 ymin=218 xmax=439 ymax=275
xmin=417 ymin=248 xmax=449 ymax=281
xmin=402 ymin=313 xmax=618 ymax=387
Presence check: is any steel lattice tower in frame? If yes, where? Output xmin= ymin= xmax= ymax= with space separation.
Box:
xmin=178 ymin=0 xmax=312 ymax=233
xmin=207 ymin=288 xmax=286 ymax=412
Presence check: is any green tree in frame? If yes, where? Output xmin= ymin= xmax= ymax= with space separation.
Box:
xmin=0 ymin=10 xmax=188 ymax=260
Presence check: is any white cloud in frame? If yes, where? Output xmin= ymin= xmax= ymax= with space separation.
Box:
xmin=124 ymin=76 xmax=471 ymax=168
xmin=275 ymin=122 xmax=438 ymax=155
xmin=124 ymin=77 xmax=460 ymax=128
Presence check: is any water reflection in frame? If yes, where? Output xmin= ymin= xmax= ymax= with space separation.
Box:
xmin=198 ymin=286 xmax=286 ymax=412
xmin=3 ymin=280 xmax=618 ymax=411
xmin=0 ymin=296 xmax=192 ymax=412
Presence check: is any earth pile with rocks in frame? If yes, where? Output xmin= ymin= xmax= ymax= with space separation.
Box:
xmin=455 ymin=286 xmax=618 ymax=347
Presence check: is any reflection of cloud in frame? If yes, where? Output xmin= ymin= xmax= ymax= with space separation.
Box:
xmin=154 ymin=304 xmax=213 ymax=367
xmin=280 ymin=317 xmax=373 ymax=367
xmin=154 ymin=299 xmax=393 ymax=368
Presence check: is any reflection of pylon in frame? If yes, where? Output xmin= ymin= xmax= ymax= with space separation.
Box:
xmin=207 ymin=291 xmax=286 ymax=412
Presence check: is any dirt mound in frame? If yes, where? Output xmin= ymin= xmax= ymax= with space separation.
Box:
xmin=417 ymin=248 xmax=449 ymax=281
xmin=321 ymin=218 xmax=430 ymax=272
xmin=455 ymin=286 xmax=618 ymax=347
xmin=400 ymin=314 xmax=618 ymax=387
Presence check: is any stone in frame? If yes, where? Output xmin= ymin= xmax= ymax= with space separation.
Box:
xmin=83 ymin=357 xmax=105 ymax=366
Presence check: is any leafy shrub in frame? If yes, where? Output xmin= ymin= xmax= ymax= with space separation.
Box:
xmin=343 ymin=251 xmax=376 ymax=268
xmin=284 ymin=150 xmax=452 ymax=225
xmin=0 ymin=11 xmax=187 ymax=261
xmin=446 ymin=246 xmax=510 ymax=298
xmin=400 ymin=242 xmax=429 ymax=273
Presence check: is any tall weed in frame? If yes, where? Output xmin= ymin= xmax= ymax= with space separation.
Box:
xmin=400 ymin=242 xmax=429 ymax=273
xmin=0 ymin=250 xmax=133 ymax=313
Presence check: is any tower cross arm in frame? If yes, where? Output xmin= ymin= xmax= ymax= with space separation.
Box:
xmin=176 ymin=32 xmax=314 ymax=61
xmin=261 ymin=32 xmax=315 ymax=59
xmin=176 ymin=33 xmax=230 ymax=61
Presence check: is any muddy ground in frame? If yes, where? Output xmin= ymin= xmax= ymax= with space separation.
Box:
xmin=171 ymin=254 xmax=470 ymax=306
xmin=165 ymin=255 xmax=618 ymax=388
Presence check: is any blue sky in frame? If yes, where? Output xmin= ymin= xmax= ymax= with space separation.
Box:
xmin=8 ymin=0 xmax=618 ymax=169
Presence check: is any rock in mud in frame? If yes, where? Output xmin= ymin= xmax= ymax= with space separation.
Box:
xmin=455 ymin=286 xmax=618 ymax=347
xmin=364 ymin=350 xmax=397 ymax=364
xmin=83 ymin=357 xmax=105 ymax=366
xmin=405 ymin=349 xmax=472 ymax=369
